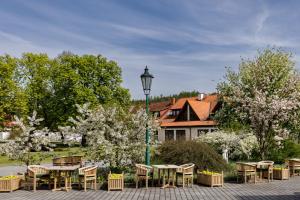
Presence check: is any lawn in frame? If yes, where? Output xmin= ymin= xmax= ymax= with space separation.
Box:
xmin=0 ymin=147 xmax=83 ymax=167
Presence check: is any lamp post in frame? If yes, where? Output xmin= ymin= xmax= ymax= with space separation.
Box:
xmin=140 ymin=66 xmax=154 ymax=166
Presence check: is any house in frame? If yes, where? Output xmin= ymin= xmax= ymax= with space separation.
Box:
xmin=156 ymin=93 xmax=219 ymax=142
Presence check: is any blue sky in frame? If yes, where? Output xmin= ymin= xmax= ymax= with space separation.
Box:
xmin=1 ymin=0 xmax=300 ymax=99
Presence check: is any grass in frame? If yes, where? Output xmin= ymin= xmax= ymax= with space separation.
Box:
xmin=0 ymin=147 xmax=83 ymax=167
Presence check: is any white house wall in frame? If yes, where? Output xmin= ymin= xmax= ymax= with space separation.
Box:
xmin=158 ymin=127 xmax=217 ymax=142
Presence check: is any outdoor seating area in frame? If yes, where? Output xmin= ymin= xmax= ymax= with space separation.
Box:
xmin=1 ymin=157 xmax=300 ymax=195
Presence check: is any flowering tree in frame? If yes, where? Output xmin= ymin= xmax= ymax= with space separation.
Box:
xmin=0 ymin=111 xmax=57 ymax=166
xmin=217 ymin=48 xmax=300 ymax=159
xmin=197 ymin=130 xmax=258 ymax=160
xmin=60 ymin=103 xmax=159 ymax=167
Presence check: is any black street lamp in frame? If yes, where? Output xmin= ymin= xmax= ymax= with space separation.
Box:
xmin=140 ymin=66 xmax=154 ymax=166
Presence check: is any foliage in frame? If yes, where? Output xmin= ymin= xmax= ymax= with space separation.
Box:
xmin=217 ymin=48 xmax=300 ymax=159
xmin=132 ymin=90 xmax=199 ymax=104
xmin=0 ymin=111 xmax=58 ymax=166
xmin=47 ymin=52 xmax=130 ymax=129
xmin=197 ymin=130 xmax=258 ymax=160
xmin=1 ymin=52 xmax=130 ymax=131
xmin=60 ymin=103 xmax=159 ymax=167
xmin=269 ymin=140 xmax=300 ymax=163
xmin=17 ymin=53 xmax=52 ymax=126
xmin=0 ymin=55 xmax=27 ymax=124
xmin=157 ymin=140 xmax=229 ymax=172
xmin=199 ymin=170 xmax=221 ymax=175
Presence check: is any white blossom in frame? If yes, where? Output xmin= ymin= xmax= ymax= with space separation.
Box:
xmin=60 ymin=103 xmax=159 ymax=167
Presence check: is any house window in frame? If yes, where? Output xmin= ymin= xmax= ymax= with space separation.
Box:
xmin=176 ymin=130 xmax=186 ymax=141
xmin=165 ymin=130 xmax=174 ymax=141
xmin=197 ymin=129 xmax=210 ymax=137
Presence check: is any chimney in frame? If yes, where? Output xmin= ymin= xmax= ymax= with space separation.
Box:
xmin=171 ymin=98 xmax=176 ymax=105
xmin=198 ymin=93 xmax=206 ymax=101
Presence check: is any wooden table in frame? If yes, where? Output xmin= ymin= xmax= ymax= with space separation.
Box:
xmin=47 ymin=165 xmax=80 ymax=192
xmin=152 ymin=164 xmax=180 ymax=189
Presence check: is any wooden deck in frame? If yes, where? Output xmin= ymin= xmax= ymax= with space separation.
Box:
xmin=0 ymin=177 xmax=300 ymax=199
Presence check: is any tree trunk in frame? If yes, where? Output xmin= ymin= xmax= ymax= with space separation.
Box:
xmin=81 ymin=134 xmax=87 ymax=147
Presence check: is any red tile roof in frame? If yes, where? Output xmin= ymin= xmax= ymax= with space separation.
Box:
xmin=187 ymin=100 xmax=210 ymax=121
xmin=161 ymin=120 xmax=217 ymax=127
xmin=159 ymin=93 xmax=219 ymax=127
xmin=170 ymin=97 xmax=197 ymax=110
xmin=149 ymin=101 xmax=172 ymax=112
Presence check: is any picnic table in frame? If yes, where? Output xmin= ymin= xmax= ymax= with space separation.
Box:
xmin=47 ymin=165 xmax=80 ymax=192
xmin=152 ymin=164 xmax=180 ymax=189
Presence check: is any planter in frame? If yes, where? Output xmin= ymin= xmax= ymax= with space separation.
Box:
xmin=197 ymin=171 xmax=223 ymax=187
xmin=273 ymin=168 xmax=289 ymax=180
xmin=108 ymin=172 xmax=124 ymax=191
xmin=0 ymin=176 xmax=21 ymax=192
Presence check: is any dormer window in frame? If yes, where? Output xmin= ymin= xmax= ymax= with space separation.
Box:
xmin=168 ymin=109 xmax=180 ymax=116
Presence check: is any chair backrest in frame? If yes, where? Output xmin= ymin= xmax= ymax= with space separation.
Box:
xmin=53 ymin=156 xmax=83 ymax=166
xmin=72 ymin=156 xmax=83 ymax=165
xmin=236 ymin=162 xmax=256 ymax=172
xmin=257 ymin=160 xmax=274 ymax=169
xmin=27 ymin=165 xmax=49 ymax=177
xmin=288 ymin=159 xmax=300 ymax=167
xmin=79 ymin=166 xmax=97 ymax=177
xmin=179 ymin=163 xmax=195 ymax=175
xmin=53 ymin=157 xmax=66 ymax=166
xmin=135 ymin=164 xmax=151 ymax=176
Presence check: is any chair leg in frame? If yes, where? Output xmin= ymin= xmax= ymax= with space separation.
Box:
xmin=182 ymin=175 xmax=185 ymax=188
xmin=136 ymin=177 xmax=138 ymax=189
xmin=33 ymin=177 xmax=36 ymax=192
xmin=146 ymin=176 xmax=148 ymax=189
xmin=152 ymin=176 xmax=154 ymax=187
xmin=84 ymin=178 xmax=87 ymax=192
xmin=94 ymin=179 xmax=97 ymax=190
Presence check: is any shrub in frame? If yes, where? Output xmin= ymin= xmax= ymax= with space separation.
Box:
xmin=156 ymin=140 xmax=229 ymax=172
xmin=269 ymin=140 xmax=300 ymax=163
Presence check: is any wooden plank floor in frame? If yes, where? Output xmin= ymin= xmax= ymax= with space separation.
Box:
xmin=0 ymin=177 xmax=300 ymax=200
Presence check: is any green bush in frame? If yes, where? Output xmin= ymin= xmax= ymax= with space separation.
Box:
xmin=269 ymin=140 xmax=300 ymax=163
xmin=156 ymin=140 xmax=229 ymax=172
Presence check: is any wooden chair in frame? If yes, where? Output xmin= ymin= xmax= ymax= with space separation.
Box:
xmin=27 ymin=165 xmax=51 ymax=192
xmin=176 ymin=163 xmax=195 ymax=187
xmin=258 ymin=161 xmax=274 ymax=182
xmin=236 ymin=162 xmax=257 ymax=184
xmin=78 ymin=166 xmax=97 ymax=192
xmin=135 ymin=164 xmax=153 ymax=189
xmin=287 ymin=159 xmax=300 ymax=176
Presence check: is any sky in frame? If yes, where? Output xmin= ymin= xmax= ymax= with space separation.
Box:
xmin=1 ymin=0 xmax=300 ymax=99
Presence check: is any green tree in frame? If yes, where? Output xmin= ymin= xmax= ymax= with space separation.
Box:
xmin=217 ymin=48 xmax=300 ymax=159
xmin=48 ymin=52 xmax=130 ymax=130
xmin=16 ymin=53 xmax=52 ymax=128
xmin=0 ymin=55 xmax=27 ymax=124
